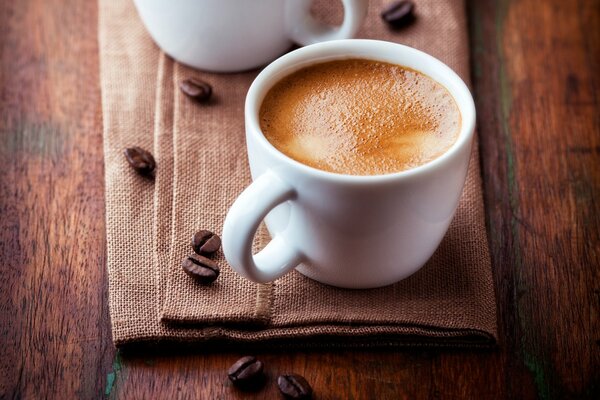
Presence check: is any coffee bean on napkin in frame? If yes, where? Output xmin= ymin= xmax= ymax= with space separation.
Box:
xmin=192 ymin=230 xmax=221 ymax=256
xmin=181 ymin=254 xmax=220 ymax=284
xmin=179 ymin=78 xmax=212 ymax=102
xmin=277 ymin=374 xmax=313 ymax=399
xmin=381 ymin=0 xmax=416 ymax=28
xmin=123 ymin=146 xmax=156 ymax=176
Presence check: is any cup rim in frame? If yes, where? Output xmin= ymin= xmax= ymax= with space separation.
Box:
xmin=245 ymin=39 xmax=476 ymax=184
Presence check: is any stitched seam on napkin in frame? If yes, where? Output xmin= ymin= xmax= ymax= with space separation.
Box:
xmin=255 ymin=283 xmax=274 ymax=323
xmin=153 ymin=52 xmax=175 ymax=315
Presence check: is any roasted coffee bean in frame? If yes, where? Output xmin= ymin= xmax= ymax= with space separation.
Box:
xmin=181 ymin=254 xmax=219 ymax=284
xmin=277 ymin=374 xmax=313 ymax=399
xmin=179 ymin=78 xmax=212 ymax=102
xmin=227 ymin=356 xmax=265 ymax=389
xmin=192 ymin=230 xmax=221 ymax=256
xmin=381 ymin=0 xmax=415 ymax=28
xmin=123 ymin=146 xmax=156 ymax=176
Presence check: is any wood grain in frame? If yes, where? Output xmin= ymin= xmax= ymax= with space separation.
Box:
xmin=0 ymin=0 xmax=112 ymax=398
xmin=0 ymin=0 xmax=598 ymax=398
xmin=470 ymin=0 xmax=600 ymax=398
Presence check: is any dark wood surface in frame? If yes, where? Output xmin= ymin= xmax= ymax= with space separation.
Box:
xmin=0 ymin=0 xmax=598 ymax=398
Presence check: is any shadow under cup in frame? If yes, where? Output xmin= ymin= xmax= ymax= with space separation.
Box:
xmin=224 ymin=39 xmax=476 ymax=289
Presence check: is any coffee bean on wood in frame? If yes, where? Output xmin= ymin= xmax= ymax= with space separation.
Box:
xmin=192 ymin=230 xmax=221 ymax=256
xmin=179 ymin=78 xmax=212 ymax=102
xmin=181 ymin=254 xmax=219 ymax=284
xmin=381 ymin=0 xmax=415 ymax=28
xmin=123 ymin=146 xmax=156 ymax=176
xmin=227 ymin=356 xmax=265 ymax=389
xmin=277 ymin=374 xmax=313 ymax=399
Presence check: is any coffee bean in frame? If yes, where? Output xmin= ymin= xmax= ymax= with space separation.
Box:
xmin=381 ymin=0 xmax=415 ymax=28
xmin=181 ymin=254 xmax=219 ymax=284
xmin=179 ymin=78 xmax=212 ymax=102
xmin=277 ymin=374 xmax=313 ymax=399
xmin=123 ymin=147 xmax=156 ymax=176
xmin=227 ymin=356 xmax=265 ymax=389
xmin=192 ymin=230 xmax=221 ymax=256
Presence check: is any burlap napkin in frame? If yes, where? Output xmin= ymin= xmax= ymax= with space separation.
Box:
xmin=100 ymin=0 xmax=498 ymax=347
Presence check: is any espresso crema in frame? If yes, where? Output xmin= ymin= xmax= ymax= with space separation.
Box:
xmin=259 ymin=59 xmax=461 ymax=176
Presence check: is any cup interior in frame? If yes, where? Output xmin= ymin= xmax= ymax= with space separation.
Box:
xmin=245 ymin=39 xmax=476 ymax=181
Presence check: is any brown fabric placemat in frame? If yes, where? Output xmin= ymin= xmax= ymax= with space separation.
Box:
xmin=100 ymin=0 xmax=498 ymax=347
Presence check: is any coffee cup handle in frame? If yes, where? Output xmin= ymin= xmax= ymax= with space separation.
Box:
xmin=286 ymin=0 xmax=368 ymax=45
xmin=222 ymin=171 xmax=303 ymax=283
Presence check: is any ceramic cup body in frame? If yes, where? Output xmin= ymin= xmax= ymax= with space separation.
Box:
xmin=222 ymin=39 xmax=476 ymax=288
xmin=132 ymin=0 xmax=368 ymax=72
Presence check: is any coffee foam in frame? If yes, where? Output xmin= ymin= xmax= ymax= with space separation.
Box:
xmin=259 ymin=59 xmax=461 ymax=176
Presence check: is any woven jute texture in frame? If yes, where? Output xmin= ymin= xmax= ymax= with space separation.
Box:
xmin=100 ymin=0 xmax=498 ymax=347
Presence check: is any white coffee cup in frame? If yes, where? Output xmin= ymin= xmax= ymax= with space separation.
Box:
xmin=132 ymin=0 xmax=368 ymax=72
xmin=222 ymin=39 xmax=476 ymax=288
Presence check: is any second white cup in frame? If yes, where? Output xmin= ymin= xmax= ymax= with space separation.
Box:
xmin=133 ymin=0 xmax=368 ymax=72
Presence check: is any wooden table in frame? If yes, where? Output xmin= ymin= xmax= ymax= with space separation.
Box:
xmin=1 ymin=0 xmax=597 ymax=398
